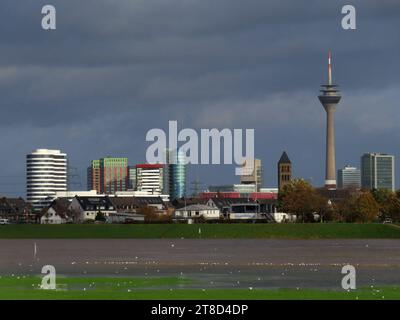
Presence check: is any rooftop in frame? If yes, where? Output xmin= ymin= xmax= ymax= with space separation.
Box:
xmin=278 ymin=151 xmax=291 ymax=164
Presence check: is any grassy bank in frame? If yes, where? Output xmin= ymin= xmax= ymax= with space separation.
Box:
xmin=0 ymin=223 xmax=400 ymax=239
xmin=0 ymin=276 xmax=398 ymax=300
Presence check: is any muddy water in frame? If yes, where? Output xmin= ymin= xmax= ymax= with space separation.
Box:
xmin=1 ymin=239 xmax=399 ymax=289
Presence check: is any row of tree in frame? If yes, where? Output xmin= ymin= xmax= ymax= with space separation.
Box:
xmin=279 ymin=179 xmax=400 ymax=223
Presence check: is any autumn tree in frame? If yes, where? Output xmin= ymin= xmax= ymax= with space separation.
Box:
xmin=372 ymin=189 xmax=400 ymax=222
xmin=338 ymin=192 xmax=379 ymax=223
xmin=279 ymin=179 xmax=329 ymax=222
xmin=137 ymin=205 xmax=172 ymax=223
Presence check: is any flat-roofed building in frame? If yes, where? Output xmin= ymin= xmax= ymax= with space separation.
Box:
xmin=240 ymin=158 xmax=263 ymax=191
xmin=88 ymin=157 xmax=129 ymax=194
xmin=26 ymin=149 xmax=68 ymax=210
xmin=128 ymin=166 xmax=137 ymax=190
xmin=175 ymin=204 xmax=220 ymax=220
xmin=337 ymin=165 xmax=360 ymax=189
xmin=136 ymin=164 xmax=164 ymax=195
xmin=361 ymin=153 xmax=395 ymax=191
xmin=87 ymin=160 xmax=100 ymax=193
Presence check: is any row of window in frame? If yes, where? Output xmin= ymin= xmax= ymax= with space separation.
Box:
xmin=27 ymin=155 xmax=66 ymax=159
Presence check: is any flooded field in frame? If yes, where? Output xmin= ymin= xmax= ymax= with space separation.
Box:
xmin=0 ymin=239 xmax=399 ymax=290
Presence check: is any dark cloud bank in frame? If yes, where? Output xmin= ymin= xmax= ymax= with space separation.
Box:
xmin=0 ymin=0 xmax=399 ymax=195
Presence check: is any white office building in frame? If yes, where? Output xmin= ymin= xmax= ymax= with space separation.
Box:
xmin=135 ymin=164 xmax=164 ymax=195
xmin=337 ymin=165 xmax=361 ymax=189
xmin=26 ymin=149 xmax=68 ymax=209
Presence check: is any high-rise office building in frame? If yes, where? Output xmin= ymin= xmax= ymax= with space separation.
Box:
xmin=166 ymin=149 xmax=187 ymax=199
xmin=87 ymin=157 xmax=129 ymax=194
xmin=318 ymin=51 xmax=342 ymax=189
xmin=26 ymin=149 xmax=68 ymax=210
xmin=136 ymin=164 xmax=164 ymax=194
xmin=361 ymin=153 xmax=395 ymax=191
xmin=87 ymin=159 xmax=100 ymax=193
xmin=240 ymin=158 xmax=263 ymax=191
xmin=100 ymin=157 xmax=128 ymax=194
xmin=128 ymin=166 xmax=137 ymax=190
xmin=278 ymin=151 xmax=292 ymax=191
xmin=337 ymin=165 xmax=361 ymax=189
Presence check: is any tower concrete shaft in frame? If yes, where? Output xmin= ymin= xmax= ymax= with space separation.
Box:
xmin=318 ymin=51 xmax=341 ymax=189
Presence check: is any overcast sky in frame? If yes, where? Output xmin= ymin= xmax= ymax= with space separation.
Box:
xmin=0 ymin=0 xmax=399 ymax=196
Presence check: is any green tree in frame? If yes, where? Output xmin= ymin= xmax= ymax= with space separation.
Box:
xmin=95 ymin=211 xmax=106 ymax=222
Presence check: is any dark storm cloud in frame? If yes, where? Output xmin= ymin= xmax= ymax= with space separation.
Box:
xmin=0 ymin=0 xmax=399 ymax=195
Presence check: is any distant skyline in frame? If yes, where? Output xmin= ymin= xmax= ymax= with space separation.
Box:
xmin=0 ymin=0 xmax=399 ymax=197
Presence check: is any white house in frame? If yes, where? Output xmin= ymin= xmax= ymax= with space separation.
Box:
xmin=40 ymin=198 xmax=71 ymax=224
xmin=273 ymin=212 xmax=297 ymax=223
xmin=175 ymin=204 xmax=220 ymax=220
xmin=41 ymin=206 xmax=68 ymax=224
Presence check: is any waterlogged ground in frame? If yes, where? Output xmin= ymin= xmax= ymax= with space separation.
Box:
xmin=0 ymin=275 xmax=399 ymax=300
xmin=0 ymin=239 xmax=399 ymax=299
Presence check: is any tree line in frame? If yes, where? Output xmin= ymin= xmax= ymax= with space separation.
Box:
xmin=279 ymin=179 xmax=400 ymax=223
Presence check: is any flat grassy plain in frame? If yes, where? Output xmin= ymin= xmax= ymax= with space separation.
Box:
xmin=0 ymin=223 xmax=400 ymax=239
xmin=0 ymin=276 xmax=398 ymax=300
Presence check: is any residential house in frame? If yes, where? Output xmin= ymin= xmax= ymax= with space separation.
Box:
xmin=0 ymin=197 xmax=35 ymax=224
xmin=70 ymin=196 xmax=116 ymax=222
xmin=40 ymin=198 xmax=72 ymax=224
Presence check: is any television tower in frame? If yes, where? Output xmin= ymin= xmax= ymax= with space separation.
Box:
xmin=318 ymin=51 xmax=341 ymax=189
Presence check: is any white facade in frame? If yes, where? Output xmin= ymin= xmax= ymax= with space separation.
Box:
xmin=208 ymin=184 xmax=257 ymax=193
xmin=114 ymin=190 xmax=169 ymax=202
xmin=259 ymin=188 xmax=279 ymax=193
xmin=228 ymin=212 xmax=258 ymax=220
xmin=26 ymin=149 xmax=67 ymax=210
xmin=55 ymin=190 xmax=98 ymax=197
xmin=228 ymin=203 xmax=260 ymax=220
xmin=40 ymin=207 xmax=68 ymax=224
xmin=175 ymin=205 xmax=220 ymax=220
xmin=337 ymin=165 xmax=361 ymax=189
xmin=69 ymin=197 xmax=117 ymax=223
xmin=136 ymin=165 xmax=164 ymax=195
xmin=273 ymin=212 xmax=297 ymax=223
xmin=54 ymin=190 xmax=98 ymax=199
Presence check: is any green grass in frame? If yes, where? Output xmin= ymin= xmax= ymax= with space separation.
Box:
xmin=0 ymin=223 xmax=400 ymax=239
xmin=0 ymin=276 xmax=398 ymax=300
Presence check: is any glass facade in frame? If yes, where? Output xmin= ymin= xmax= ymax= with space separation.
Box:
xmin=88 ymin=157 xmax=128 ymax=194
xmin=337 ymin=166 xmax=361 ymax=189
xmin=100 ymin=157 xmax=128 ymax=194
xmin=167 ymin=150 xmax=186 ymax=199
xmin=87 ymin=159 xmax=100 ymax=192
xmin=128 ymin=166 xmax=136 ymax=190
xmin=361 ymin=153 xmax=395 ymax=191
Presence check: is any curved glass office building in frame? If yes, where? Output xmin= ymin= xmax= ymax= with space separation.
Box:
xmin=167 ymin=150 xmax=186 ymax=199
